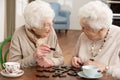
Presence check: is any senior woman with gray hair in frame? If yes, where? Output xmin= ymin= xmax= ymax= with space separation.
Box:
xmin=9 ymin=0 xmax=64 ymax=68
xmin=71 ymin=0 xmax=120 ymax=79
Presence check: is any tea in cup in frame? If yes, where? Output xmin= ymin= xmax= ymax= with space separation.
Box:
xmin=3 ymin=62 xmax=20 ymax=74
xmin=82 ymin=65 xmax=99 ymax=78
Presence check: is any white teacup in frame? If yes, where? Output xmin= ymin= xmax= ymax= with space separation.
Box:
xmin=82 ymin=65 xmax=99 ymax=78
xmin=3 ymin=62 xmax=20 ymax=74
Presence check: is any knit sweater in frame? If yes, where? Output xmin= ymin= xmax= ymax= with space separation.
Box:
xmin=74 ymin=25 xmax=120 ymax=79
xmin=8 ymin=25 xmax=64 ymax=68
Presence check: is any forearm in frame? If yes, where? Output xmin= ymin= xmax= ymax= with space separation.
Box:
xmin=107 ymin=65 xmax=120 ymax=79
xmin=50 ymin=51 xmax=64 ymax=66
xmin=9 ymin=49 xmax=37 ymax=68
xmin=51 ymin=40 xmax=64 ymax=66
xmin=9 ymin=53 xmax=37 ymax=68
xmin=51 ymin=56 xmax=64 ymax=66
xmin=73 ymin=35 xmax=81 ymax=57
xmin=17 ymin=54 xmax=37 ymax=68
xmin=107 ymin=52 xmax=120 ymax=79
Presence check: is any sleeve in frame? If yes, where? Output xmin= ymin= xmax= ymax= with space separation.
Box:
xmin=8 ymin=32 xmax=37 ymax=68
xmin=107 ymin=52 xmax=120 ymax=79
xmin=50 ymin=34 xmax=64 ymax=66
xmin=72 ymin=35 xmax=81 ymax=57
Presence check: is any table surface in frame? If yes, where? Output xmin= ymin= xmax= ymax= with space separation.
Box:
xmin=0 ymin=66 xmax=115 ymax=80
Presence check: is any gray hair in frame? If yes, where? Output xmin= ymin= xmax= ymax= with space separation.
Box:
xmin=24 ymin=0 xmax=55 ymax=28
xmin=78 ymin=0 xmax=113 ymax=31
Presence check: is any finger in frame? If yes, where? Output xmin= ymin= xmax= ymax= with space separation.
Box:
xmin=39 ymin=44 xmax=50 ymax=48
xmin=76 ymin=64 xmax=80 ymax=68
xmin=44 ymin=64 xmax=50 ymax=68
xmin=84 ymin=61 xmax=88 ymax=65
xmin=40 ymin=46 xmax=51 ymax=52
xmin=36 ymin=47 xmax=50 ymax=54
xmin=41 ymin=50 xmax=51 ymax=54
xmin=38 ymin=56 xmax=45 ymax=60
xmin=38 ymin=62 xmax=44 ymax=67
xmin=72 ymin=60 xmax=80 ymax=68
xmin=35 ymin=49 xmax=50 ymax=56
xmin=37 ymin=44 xmax=50 ymax=50
xmin=42 ymin=60 xmax=51 ymax=67
xmin=40 ymin=61 xmax=47 ymax=67
xmin=71 ymin=59 xmax=76 ymax=67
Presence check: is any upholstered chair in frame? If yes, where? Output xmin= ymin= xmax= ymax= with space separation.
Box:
xmin=50 ymin=2 xmax=71 ymax=34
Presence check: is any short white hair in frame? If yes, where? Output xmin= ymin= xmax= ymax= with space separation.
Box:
xmin=78 ymin=0 xmax=113 ymax=31
xmin=24 ymin=0 xmax=55 ymax=28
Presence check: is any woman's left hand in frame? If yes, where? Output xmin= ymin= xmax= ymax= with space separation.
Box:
xmin=84 ymin=60 xmax=106 ymax=72
xmin=37 ymin=57 xmax=54 ymax=67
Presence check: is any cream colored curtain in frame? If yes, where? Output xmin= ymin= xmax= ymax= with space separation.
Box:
xmin=6 ymin=0 xmax=16 ymax=38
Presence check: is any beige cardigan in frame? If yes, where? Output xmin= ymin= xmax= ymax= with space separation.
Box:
xmin=74 ymin=25 xmax=120 ymax=79
xmin=8 ymin=25 xmax=64 ymax=68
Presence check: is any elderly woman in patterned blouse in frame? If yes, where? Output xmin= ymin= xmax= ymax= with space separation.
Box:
xmin=71 ymin=0 xmax=120 ymax=79
xmin=9 ymin=0 xmax=64 ymax=68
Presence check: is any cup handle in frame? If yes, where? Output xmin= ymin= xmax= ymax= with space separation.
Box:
xmin=2 ymin=64 xmax=10 ymax=73
xmin=3 ymin=63 xmax=5 ymax=68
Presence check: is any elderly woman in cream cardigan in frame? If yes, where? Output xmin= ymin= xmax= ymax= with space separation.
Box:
xmin=9 ymin=0 xmax=64 ymax=68
xmin=71 ymin=1 xmax=120 ymax=79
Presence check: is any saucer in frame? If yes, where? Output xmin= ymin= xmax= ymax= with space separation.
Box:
xmin=77 ymin=71 xmax=103 ymax=79
xmin=0 ymin=69 xmax=24 ymax=77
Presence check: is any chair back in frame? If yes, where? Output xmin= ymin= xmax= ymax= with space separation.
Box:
xmin=49 ymin=2 xmax=71 ymax=32
xmin=50 ymin=2 xmax=60 ymax=16
xmin=0 ymin=36 xmax=12 ymax=69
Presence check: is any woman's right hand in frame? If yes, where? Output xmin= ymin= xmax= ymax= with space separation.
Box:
xmin=34 ymin=44 xmax=51 ymax=59
xmin=71 ymin=57 xmax=82 ymax=68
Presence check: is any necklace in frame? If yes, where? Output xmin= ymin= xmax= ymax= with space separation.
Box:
xmin=90 ymin=28 xmax=110 ymax=61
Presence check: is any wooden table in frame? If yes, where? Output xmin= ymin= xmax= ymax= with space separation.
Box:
xmin=0 ymin=66 xmax=116 ymax=80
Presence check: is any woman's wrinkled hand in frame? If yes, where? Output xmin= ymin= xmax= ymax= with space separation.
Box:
xmin=84 ymin=60 xmax=106 ymax=72
xmin=34 ymin=44 xmax=54 ymax=67
xmin=37 ymin=57 xmax=54 ymax=67
xmin=34 ymin=44 xmax=51 ymax=59
xmin=71 ymin=57 xmax=82 ymax=68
